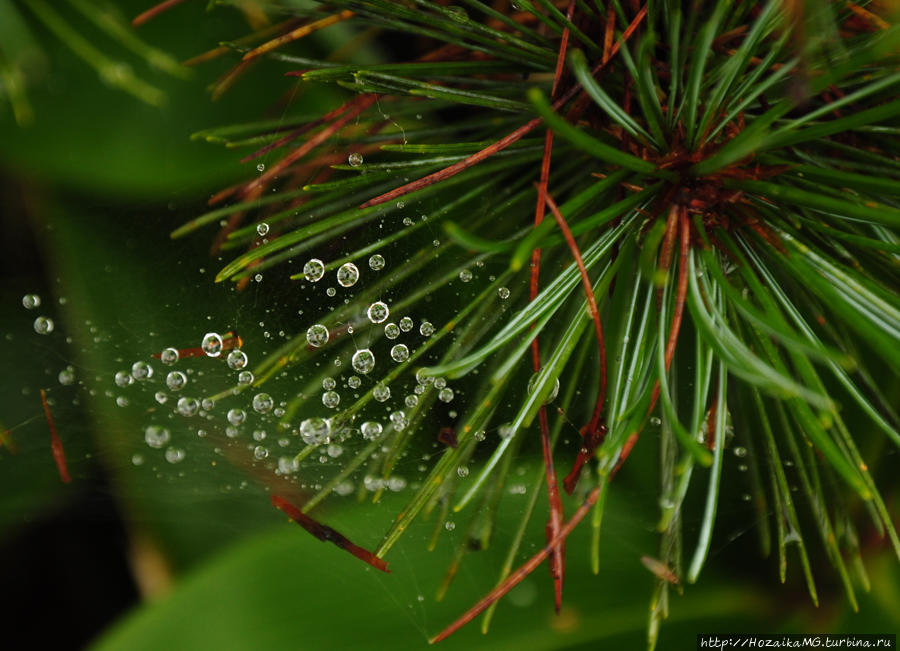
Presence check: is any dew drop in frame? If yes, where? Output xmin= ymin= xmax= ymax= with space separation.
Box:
xmin=22 ymin=294 xmax=41 ymax=310
xmin=300 ymin=417 xmax=330 ymax=445
xmin=131 ymin=361 xmax=153 ymax=381
xmin=306 ymin=324 xmax=329 ymax=347
xmin=33 ymin=316 xmax=54 ymax=335
xmin=58 ymin=366 xmax=75 ymax=386
xmin=348 ymin=152 xmax=363 ymax=167
xmin=336 ymin=263 xmax=360 ymax=288
xmin=256 ymin=222 xmax=270 ymax=237
xmin=373 ymin=383 xmax=391 ymax=402
xmin=322 ymin=390 xmax=340 ymax=408
xmin=458 ymin=269 xmax=472 ymax=283
xmin=177 ymin=397 xmax=199 ymax=417
xmin=201 ymin=332 xmax=223 ymax=357
xmin=390 ymin=343 xmax=409 ymax=362
xmin=361 ymin=421 xmax=383 ymax=440
xmin=368 ymin=254 xmax=385 ymax=271
xmin=733 ymin=446 xmax=748 ymax=458
xmin=526 ymin=373 xmax=559 ymax=403
xmin=160 ymin=347 xmax=179 ymax=365
xmin=399 ymin=316 xmax=413 ymax=332
xmin=498 ymin=287 xmax=510 ymax=299
xmin=351 ymin=348 xmax=375 ymax=374
xmin=145 ymin=425 xmax=171 ymax=449
xmin=252 ymin=392 xmax=274 ymax=413
xmin=384 ymin=323 xmax=400 ymax=339
xmin=438 ymin=387 xmax=454 ymax=403
xmin=322 ymin=377 xmax=336 ymax=390
xmin=166 ymin=370 xmax=187 ymax=391
xmin=367 ymin=301 xmax=389 ymax=324
xmin=165 ymin=447 xmax=185 ymax=464
xmin=227 ymin=349 xmax=248 ymax=370
xmin=304 ymin=259 xmax=325 ymax=282
xmin=114 ymin=370 xmax=134 ymax=387
xmin=347 ymin=375 xmax=361 ymax=389
xmin=237 ymin=370 xmax=254 ymax=385
xmin=227 ymin=408 xmax=246 ymax=425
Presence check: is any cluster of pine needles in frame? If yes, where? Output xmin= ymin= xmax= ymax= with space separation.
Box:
xmin=109 ymin=0 xmax=900 ymax=644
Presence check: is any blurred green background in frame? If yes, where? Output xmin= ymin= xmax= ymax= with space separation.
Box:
xmin=1 ymin=1 xmax=897 ymax=649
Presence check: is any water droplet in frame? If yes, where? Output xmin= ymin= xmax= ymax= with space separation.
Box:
xmin=351 ymin=348 xmax=375 ymax=374
xmin=336 ymin=263 xmax=359 ymax=287
xmin=498 ymin=424 xmax=514 ymax=440
xmin=252 ymin=392 xmax=274 ymax=413
xmin=433 ymin=377 xmax=447 ymax=389
xmin=458 ymin=269 xmax=472 ymax=283
xmin=201 ymin=398 xmax=215 ymax=410
xmin=227 ymin=408 xmax=246 ymax=425
xmin=278 ymin=456 xmax=299 ymax=474
xmin=368 ymin=254 xmax=385 ymax=270
xmin=22 ymin=294 xmax=41 ymax=309
xmin=300 ymin=417 xmax=330 ymax=445
xmin=33 ymin=316 xmax=54 ymax=335
xmin=132 ymin=454 xmax=144 ymax=466
xmin=326 ymin=287 xmax=336 ymax=297
xmin=166 ymin=370 xmax=187 ymax=391
xmin=256 ymin=222 xmax=269 ymax=236
xmin=526 ymin=373 xmax=559 ymax=403
xmin=390 ymin=410 xmax=408 ymax=431
xmin=457 ymin=465 xmax=469 ymax=478
xmin=388 ymin=476 xmax=407 ymax=491
xmin=405 ymin=394 xmax=418 ymax=408
xmin=384 ymin=323 xmax=400 ymax=339
xmin=58 ymin=366 xmax=75 ymax=386
xmin=322 ymin=390 xmax=340 ymax=408
xmin=367 ymin=301 xmax=389 ymax=324
xmin=322 ymin=377 xmax=336 ymax=390
xmin=399 ymin=317 xmax=413 ymax=332
xmin=237 ymin=370 xmax=254 ymax=385
xmin=115 ymin=370 xmax=133 ymax=387
xmin=444 ymin=521 xmax=456 ymax=531
xmin=348 ymin=152 xmax=363 ymax=167
xmin=226 ymin=349 xmax=248 ymax=370
xmin=160 ymin=347 xmax=179 ymax=365
xmin=733 ymin=446 xmax=747 ymax=458
xmin=498 ymin=287 xmax=510 ymax=299
xmin=254 ymin=446 xmax=269 ymax=459
xmin=306 ymin=324 xmax=329 ymax=347
xmin=361 ymin=421 xmax=383 ymax=440
xmin=165 ymin=447 xmax=185 ymax=463
xmin=438 ymin=387 xmax=454 ymax=403
xmin=145 ymin=425 xmax=170 ymax=449
xmin=256 ymin=163 xmax=265 ymax=172
xmin=347 ymin=375 xmax=361 ymax=389
xmin=390 ymin=343 xmax=409 ymax=362
xmin=304 ymin=259 xmax=325 ymax=282
xmin=177 ymin=397 xmax=199 ymax=416
xmin=419 ymin=321 xmax=435 ymax=336
xmin=131 ymin=361 xmax=153 ymax=381
xmin=253 ymin=429 xmax=266 ymax=441
xmin=201 ymin=332 xmax=223 ymax=357
xmin=649 ymin=416 xmax=662 ymax=426
xmin=373 ymin=383 xmax=391 ymax=402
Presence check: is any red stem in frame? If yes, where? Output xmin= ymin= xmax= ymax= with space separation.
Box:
xmin=40 ymin=389 xmax=70 ymax=484
xmin=271 ymin=494 xmax=389 ymax=573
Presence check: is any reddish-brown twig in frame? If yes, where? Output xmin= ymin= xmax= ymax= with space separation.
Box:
xmin=359 ymin=5 xmax=648 ymax=210
xmin=430 ymin=480 xmax=606 ymax=643
xmin=271 ymin=494 xmax=389 ymax=573
xmin=528 ymin=0 xmax=577 ymax=614
xmin=40 ymin=389 xmax=70 ymax=484
xmin=132 ymin=0 xmax=189 ymax=26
